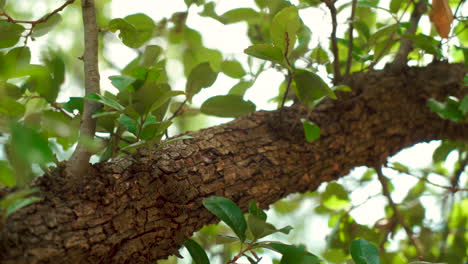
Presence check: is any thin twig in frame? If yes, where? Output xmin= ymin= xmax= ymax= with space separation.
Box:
xmin=167 ymin=99 xmax=188 ymax=121
xmin=453 ymin=0 xmax=466 ymax=18
xmin=367 ymin=0 xmax=413 ymax=69
xmin=389 ymin=0 xmax=427 ymax=72
xmin=438 ymin=152 xmax=467 ymax=261
xmin=67 ymin=0 xmax=101 ymax=177
xmin=345 ymin=0 xmax=357 ymax=78
xmin=323 ymin=0 xmax=342 ymax=84
xmin=0 ymin=0 xmax=75 ymax=43
xmin=280 ymin=69 xmax=294 ymax=108
xmin=450 ymin=152 xmax=468 ymax=188
xmin=387 ymin=165 xmax=468 ymax=192
xmin=376 ymin=166 xmax=425 ymax=259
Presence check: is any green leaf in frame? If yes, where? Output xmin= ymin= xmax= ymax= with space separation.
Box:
xmin=221 ymin=60 xmax=246 ymax=79
xmin=63 ymin=97 xmax=84 ymax=113
xmin=109 ymin=13 xmax=155 ymax=48
xmin=332 ymin=85 xmax=352 ymax=92
xmin=0 ymin=21 xmax=25 ymax=48
xmin=0 ymin=161 xmax=15 ymax=187
xmin=432 ymin=141 xmax=459 ymax=163
xmin=10 ymin=123 xmax=54 ymax=166
xmin=186 ymin=62 xmax=218 ymax=102
xmin=301 ymin=120 xmax=320 ymax=142
xmin=0 ymin=0 xmax=6 ymax=9
xmin=403 ymin=34 xmax=442 ymax=57
xmin=244 ymin=44 xmax=284 ymax=64
xmin=350 ymin=238 xmax=380 ymax=264
xmin=263 ymin=243 xmax=321 ymax=264
xmin=203 ymin=196 xmax=247 ymax=242
xmin=322 ymin=182 xmax=349 ymax=210
xmin=0 ymin=97 xmax=25 ymax=119
xmin=6 ymin=196 xmax=42 ymax=216
xmin=118 ymin=114 xmax=138 ymax=135
xmin=389 ymin=0 xmax=403 ymax=13
xmin=247 ymin=214 xmax=292 ymax=240
xmin=141 ymin=45 xmax=162 ymax=68
xmin=0 ymin=188 xmax=38 ymax=209
xmin=248 ymin=201 xmax=267 ymax=221
xmin=459 ymin=96 xmax=468 ymax=114
xmin=294 ymin=70 xmax=336 ymax=104
xmin=201 ymin=95 xmax=256 ymax=118
xmin=391 ymin=162 xmax=409 ymax=173
xmin=427 ymin=98 xmax=465 ymax=122
xmin=221 ymin=8 xmax=260 ymax=24
xmin=140 ymin=120 xmax=171 ymax=141
xmin=32 ymin=14 xmax=62 ymax=37
xmin=184 ymin=239 xmax=210 ymax=264
xmin=85 ymin=93 xmax=125 ymax=112
xmin=148 ymin=90 xmax=185 ymax=114
xmin=229 ymin=80 xmax=254 ymax=97
xmin=270 ymin=6 xmax=300 ymax=57
xmin=309 ymin=46 xmax=329 ymax=65
xmin=109 ymin=75 xmax=137 ymax=92
xmin=5 ymin=46 xmax=31 ymax=68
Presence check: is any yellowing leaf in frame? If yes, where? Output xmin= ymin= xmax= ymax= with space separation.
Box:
xmin=429 ymin=0 xmax=453 ymax=38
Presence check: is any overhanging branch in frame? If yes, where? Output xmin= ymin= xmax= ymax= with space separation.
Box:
xmin=1 ymin=63 xmax=467 ymax=263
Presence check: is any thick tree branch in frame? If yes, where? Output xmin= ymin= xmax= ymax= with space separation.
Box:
xmin=67 ymin=0 xmax=101 ymax=178
xmin=1 ymin=63 xmax=467 ymax=263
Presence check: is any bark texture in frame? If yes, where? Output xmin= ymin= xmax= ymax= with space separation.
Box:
xmin=1 ymin=63 xmax=467 ymax=263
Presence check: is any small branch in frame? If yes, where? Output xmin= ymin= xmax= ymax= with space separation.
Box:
xmin=376 ymin=166 xmax=425 ymax=259
xmin=453 ymin=0 xmax=466 ymax=18
xmin=323 ymin=0 xmax=342 ymax=84
xmin=345 ymin=0 xmax=357 ymax=78
xmin=167 ymin=99 xmax=188 ymax=121
xmin=67 ymin=0 xmax=101 ymax=177
xmin=450 ymin=152 xmax=468 ymax=188
xmin=280 ymin=69 xmax=294 ymax=108
xmin=387 ymin=165 xmax=468 ymax=192
xmin=0 ymin=0 xmax=75 ymax=43
xmin=389 ymin=0 xmax=427 ymax=72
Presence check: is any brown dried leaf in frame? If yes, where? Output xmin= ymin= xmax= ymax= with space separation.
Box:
xmin=429 ymin=0 xmax=454 ymax=38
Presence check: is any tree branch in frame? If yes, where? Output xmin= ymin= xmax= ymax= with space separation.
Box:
xmin=1 ymin=63 xmax=467 ymax=263
xmin=345 ymin=0 xmax=357 ymax=78
xmin=67 ymin=0 xmax=101 ymax=178
xmin=323 ymin=0 xmax=342 ymax=84
xmin=389 ymin=0 xmax=427 ymax=72
xmin=376 ymin=166 xmax=424 ymax=259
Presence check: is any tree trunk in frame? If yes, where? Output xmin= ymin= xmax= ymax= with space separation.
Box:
xmin=1 ymin=62 xmax=467 ymax=263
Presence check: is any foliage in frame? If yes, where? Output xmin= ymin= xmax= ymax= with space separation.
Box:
xmin=0 ymin=0 xmax=467 ymax=263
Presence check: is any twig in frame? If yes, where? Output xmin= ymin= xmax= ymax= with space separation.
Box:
xmin=280 ymin=69 xmax=294 ymax=108
xmin=389 ymin=0 xmax=427 ymax=72
xmin=167 ymin=99 xmax=188 ymax=121
xmin=453 ymin=0 xmax=466 ymax=18
xmin=0 ymin=0 xmax=75 ymax=43
xmin=450 ymin=152 xmax=468 ymax=188
xmin=323 ymin=0 xmax=342 ymax=84
xmin=345 ymin=0 xmax=357 ymax=78
xmin=376 ymin=166 xmax=425 ymax=259
xmin=387 ymin=165 xmax=468 ymax=192
xmin=67 ymin=0 xmax=101 ymax=177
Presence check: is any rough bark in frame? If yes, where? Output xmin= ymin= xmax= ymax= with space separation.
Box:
xmin=1 ymin=62 xmax=467 ymax=263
